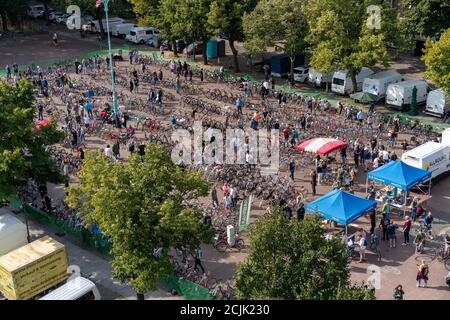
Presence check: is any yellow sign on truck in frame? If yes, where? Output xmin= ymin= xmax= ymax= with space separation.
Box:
xmin=0 ymin=236 xmax=69 ymax=300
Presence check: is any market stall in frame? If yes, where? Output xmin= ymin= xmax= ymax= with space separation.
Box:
xmin=305 ymin=189 xmax=377 ymax=235
xmin=366 ymin=160 xmax=432 ymax=215
xmin=296 ymin=138 xmax=348 ymax=156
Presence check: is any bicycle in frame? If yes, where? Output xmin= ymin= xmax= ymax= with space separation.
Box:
xmin=213 ymin=233 xmax=245 ymax=253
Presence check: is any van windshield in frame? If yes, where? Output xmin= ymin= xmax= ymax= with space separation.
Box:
xmin=333 ymin=78 xmax=345 ymax=86
xmin=130 ymin=31 xmax=136 ymax=36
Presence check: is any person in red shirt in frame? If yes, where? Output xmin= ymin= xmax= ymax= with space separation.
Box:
xmin=402 ymin=216 xmax=412 ymax=245
xmin=282 ymin=128 xmax=290 ymax=147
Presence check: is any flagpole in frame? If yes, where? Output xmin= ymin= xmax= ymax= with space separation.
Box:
xmin=101 ymin=0 xmax=119 ymax=126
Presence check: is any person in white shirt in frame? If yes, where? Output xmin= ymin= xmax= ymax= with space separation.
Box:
xmin=83 ymin=115 xmax=91 ymax=128
xmin=358 ymin=234 xmax=367 ymax=263
xmin=373 ymin=157 xmax=379 ymax=168
xmin=382 ymin=150 xmax=389 ymax=162
xmin=229 ymin=185 xmax=237 ymax=209
xmin=104 ymin=145 xmax=114 ymax=159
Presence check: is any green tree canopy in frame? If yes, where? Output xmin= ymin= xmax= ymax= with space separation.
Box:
xmin=422 ymin=27 xmax=450 ymax=93
xmin=0 ymin=79 xmax=64 ymax=201
xmin=305 ymin=0 xmax=402 ymax=92
xmin=243 ymin=0 xmax=309 ymax=77
xmin=207 ymin=0 xmax=258 ymax=72
xmin=400 ymin=0 xmax=450 ymax=39
xmin=66 ymin=144 xmax=214 ymax=299
xmin=0 ymin=0 xmax=28 ymax=32
xmin=235 ymin=208 xmax=375 ymax=300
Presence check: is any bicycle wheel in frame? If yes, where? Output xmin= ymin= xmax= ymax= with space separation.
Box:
xmin=215 ymin=241 xmax=228 ymax=253
xmin=436 ymin=246 xmax=445 ymax=262
xmin=235 ymin=239 xmax=245 ymax=252
xmin=445 ymin=258 xmax=450 ymax=271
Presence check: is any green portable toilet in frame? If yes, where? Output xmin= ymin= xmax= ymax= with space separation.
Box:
xmin=207 ymin=40 xmax=218 ymax=59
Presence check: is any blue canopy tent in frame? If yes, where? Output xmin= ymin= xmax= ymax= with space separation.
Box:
xmin=305 ymin=189 xmax=377 ymax=235
xmin=366 ymin=160 xmax=432 ymax=214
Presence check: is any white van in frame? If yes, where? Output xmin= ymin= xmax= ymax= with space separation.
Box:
xmin=83 ymin=17 xmax=125 ymax=33
xmin=362 ymin=71 xmax=403 ymax=101
xmin=126 ymin=27 xmax=160 ymax=46
xmin=425 ymin=89 xmax=450 ymax=118
xmin=308 ymin=68 xmax=333 ymax=88
xmin=39 ymin=277 xmax=101 ymax=300
xmin=331 ymin=67 xmax=374 ymax=95
xmin=28 ymin=4 xmax=45 ymax=18
xmin=111 ymin=23 xmax=137 ymax=38
xmin=293 ymin=67 xmax=309 ymax=83
xmin=402 ymin=141 xmax=450 ymax=179
xmin=386 ymin=80 xmax=429 ymax=110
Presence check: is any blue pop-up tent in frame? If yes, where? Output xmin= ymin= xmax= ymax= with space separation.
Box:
xmin=367 ymin=160 xmax=431 ymax=190
xmin=305 ymin=189 xmax=377 ymax=230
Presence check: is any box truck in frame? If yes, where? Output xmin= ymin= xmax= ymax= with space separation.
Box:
xmin=386 ymin=80 xmax=429 ymax=111
xmin=362 ymin=71 xmax=403 ymax=101
xmin=308 ymin=68 xmax=333 ymax=88
xmin=0 ymin=236 xmax=69 ymax=300
xmin=0 ymin=214 xmax=28 ymax=256
xmin=401 ymin=141 xmax=450 ymax=179
xmin=331 ymin=67 xmax=374 ymax=95
xmin=425 ymin=89 xmax=450 ymax=118
xmin=270 ymin=54 xmax=305 ymax=78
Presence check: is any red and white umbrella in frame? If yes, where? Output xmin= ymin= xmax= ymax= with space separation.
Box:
xmin=296 ymin=138 xmax=348 ymax=156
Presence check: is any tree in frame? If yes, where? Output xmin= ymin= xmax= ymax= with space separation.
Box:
xmin=422 ymin=28 xmax=450 ymax=93
xmin=243 ymin=0 xmax=309 ymax=78
xmin=401 ymin=0 xmax=450 ymax=39
xmin=66 ymin=144 xmax=214 ymax=299
xmin=235 ymin=208 xmax=375 ymax=300
xmin=305 ymin=0 xmax=400 ymax=92
xmin=207 ymin=0 xmax=258 ymax=72
xmin=0 ymin=0 xmax=28 ymax=32
xmin=0 ymin=79 xmax=64 ymax=201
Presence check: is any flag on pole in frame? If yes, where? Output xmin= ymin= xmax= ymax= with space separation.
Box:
xmin=95 ymin=0 xmax=102 ymax=8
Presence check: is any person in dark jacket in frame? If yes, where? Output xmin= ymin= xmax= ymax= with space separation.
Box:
xmin=297 ymin=203 xmax=305 ymax=221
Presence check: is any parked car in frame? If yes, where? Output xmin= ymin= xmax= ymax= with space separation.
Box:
xmin=293 ymin=67 xmax=309 ymax=83
xmin=184 ymin=42 xmax=204 ymax=55
xmin=49 ymin=12 xmax=63 ymax=22
xmin=56 ymin=14 xmax=70 ymax=24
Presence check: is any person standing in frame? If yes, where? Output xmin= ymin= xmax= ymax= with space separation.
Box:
xmin=193 ymin=247 xmax=205 ymax=273
xmin=382 ymin=199 xmax=391 ymax=220
xmin=387 ymin=220 xmax=399 ymax=248
xmin=416 ymin=261 xmax=429 ymax=287
xmin=402 ymin=216 xmax=412 ymax=245
xmin=358 ymin=234 xmax=367 ymax=263
xmin=380 ymin=214 xmax=389 ymax=241
xmin=289 ymin=159 xmax=296 ymax=181
xmin=369 ymin=209 xmax=376 ymax=235
xmin=52 ymin=33 xmax=58 ymax=46
xmin=393 ymin=285 xmax=404 ymax=300
xmin=310 ymin=169 xmax=317 ymax=196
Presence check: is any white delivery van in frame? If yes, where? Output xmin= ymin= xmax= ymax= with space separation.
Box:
xmin=331 ymin=67 xmax=374 ymax=95
xmin=0 ymin=213 xmax=28 ymax=256
xmin=28 ymin=5 xmax=45 ymax=18
xmin=126 ymin=27 xmax=160 ymax=46
xmin=386 ymin=80 xmax=429 ymax=111
xmin=362 ymin=71 xmax=403 ymax=101
xmin=442 ymin=128 xmax=450 ymax=148
xmin=425 ymin=89 xmax=450 ymax=118
xmin=308 ymin=68 xmax=333 ymax=88
xmin=402 ymin=141 xmax=450 ymax=179
xmin=293 ymin=67 xmax=309 ymax=83
xmin=39 ymin=276 xmax=101 ymax=300
xmin=111 ymin=23 xmax=137 ymax=38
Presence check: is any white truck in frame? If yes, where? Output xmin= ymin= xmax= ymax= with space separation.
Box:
xmin=0 ymin=213 xmax=28 ymax=256
xmin=308 ymin=68 xmax=333 ymax=88
xmin=331 ymin=67 xmax=374 ymax=95
xmin=386 ymin=80 xmax=429 ymax=111
xmin=362 ymin=71 xmax=403 ymax=101
xmin=111 ymin=23 xmax=137 ymax=38
xmin=425 ymin=89 xmax=450 ymax=118
xmin=293 ymin=67 xmax=309 ymax=83
xmin=402 ymin=141 xmax=450 ymax=180
xmin=126 ymin=27 xmax=160 ymax=46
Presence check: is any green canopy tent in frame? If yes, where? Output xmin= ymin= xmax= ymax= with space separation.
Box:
xmin=349 ymin=91 xmax=378 ymax=103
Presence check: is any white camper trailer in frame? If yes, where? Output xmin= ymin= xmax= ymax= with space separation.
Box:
xmin=126 ymin=27 xmax=160 ymax=46
xmin=386 ymin=80 xmax=429 ymax=111
xmin=425 ymin=89 xmax=450 ymax=118
xmin=362 ymin=71 xmax=403 ymax=101
xmin=331 ymin=67 xmax=374 ymax=95
xmin=0 ymin=213 xmax=28 ymax=256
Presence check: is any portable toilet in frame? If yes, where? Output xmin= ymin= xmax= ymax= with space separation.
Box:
xmin=207 ymin=40 xmax=218 ymax=59
xmin=217 ymin=40 xmax=226 ymax=57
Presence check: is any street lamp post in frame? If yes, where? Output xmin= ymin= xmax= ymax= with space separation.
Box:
xmin=102 ymin=0 xmax=119 ymax=125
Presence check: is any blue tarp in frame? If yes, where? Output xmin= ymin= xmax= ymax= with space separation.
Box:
xmin=367 ymin=160 xmax=431 ymax=190
xmin=305 ymin=190 xmax=377 ymax=225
